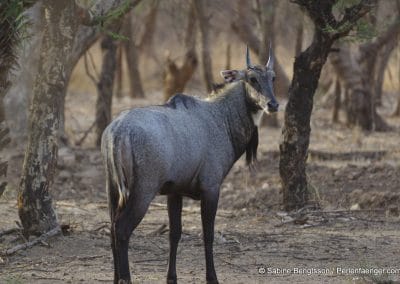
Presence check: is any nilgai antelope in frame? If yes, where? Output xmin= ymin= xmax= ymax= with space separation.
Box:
xmin=101 ymin=46 xmax=278 ymax=284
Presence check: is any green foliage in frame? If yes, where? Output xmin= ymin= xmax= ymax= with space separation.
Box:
xmin=334 ymin=0 xmax=378 ymax=42
xmin=320 ymin=0 xmax=377 ymax=43
xmin=101 ymin=29 xmax=129 ymax=41
xmin=338 ymin=18 xmax=377 ymax=43
xmin=0 ymin=0 xmax=32 ymax=69
xmin=352 ymin=18 xmax=377 ymax=40
xmin=93 ymin=0 xmax=134 ymax=27
xmin=333 ymin=0 xmax=362 ymax=12
xmin=92 ymin=0 xmax=135 ymax=41
xmin=324 ymin=19 xmax=377 ymax=43
xmin=0 ymin=1 xmax=32 ymax=34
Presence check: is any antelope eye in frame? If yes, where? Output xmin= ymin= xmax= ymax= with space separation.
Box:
xmin=250 ymin=77 xmax=257 ymax=84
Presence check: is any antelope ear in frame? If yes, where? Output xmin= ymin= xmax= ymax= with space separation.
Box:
xmin=220 ymin=70 xmax=245 ymax=83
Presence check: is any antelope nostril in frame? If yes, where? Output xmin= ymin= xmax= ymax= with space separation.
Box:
xmin=267 ymin=101 xmax=279 ymax=110
xmin=267 ymin=102 xmax=279 ymax=111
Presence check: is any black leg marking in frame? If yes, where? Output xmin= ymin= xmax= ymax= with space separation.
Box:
xmin=167 ymin=194 xmax=183 ymax=284
xmin=201 ymin=191 xmax=219 ymax=284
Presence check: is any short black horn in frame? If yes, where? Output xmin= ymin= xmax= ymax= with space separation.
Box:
xmin=266 ymin=43 xmax=274 ymax=69
xmin=246 ymin=45 xmax=252 ymax=68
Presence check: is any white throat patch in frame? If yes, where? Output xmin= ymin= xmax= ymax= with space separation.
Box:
xmin=251 ymin=110 xmax=264 ymax=127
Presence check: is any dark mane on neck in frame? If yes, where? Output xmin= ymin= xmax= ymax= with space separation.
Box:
xmin=209 ymin=82 xmax=227 ymax=98
xmin=209 ymin=81 xmax=259 ymax=167
xmin=245 ymin=127 xmax=258 ymax=166
xmin=211 ymin=82 xmax=226 ymax=92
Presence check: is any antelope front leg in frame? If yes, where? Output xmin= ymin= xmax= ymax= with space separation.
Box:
xmin=167 ymin=194 xmax=183 ymax=284
xmin=201 ymin=190 xmax=219 ymax=284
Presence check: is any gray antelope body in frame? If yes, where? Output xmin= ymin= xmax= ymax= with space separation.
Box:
xmin=101 ymin=47 xmax=278 ymax=284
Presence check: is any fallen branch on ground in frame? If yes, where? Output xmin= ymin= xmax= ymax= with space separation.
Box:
xmin=0 ymin=227 xmax=20 ymax=237
xmin=147 ymin=224 xmax=168 ymax=236
xmin=3 ymin=226 xmax=61 ymax=256
xmin=150 ymin=202 xmax=235 ymax=218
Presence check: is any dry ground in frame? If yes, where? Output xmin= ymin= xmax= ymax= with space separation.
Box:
xmin=1 ymin=92 xmax=400 ymax=284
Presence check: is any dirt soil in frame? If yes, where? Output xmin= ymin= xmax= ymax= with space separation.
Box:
xmin=1 ymin=94 xmax=400 ymax=284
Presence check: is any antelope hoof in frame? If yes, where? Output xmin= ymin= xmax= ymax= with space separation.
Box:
xmin=167 ymin=278 xmax=177 ymax=284
xmin=118 ymin=280 xmax=131 ymax=284
xmin=206 ymin=280 xmax=219 ymax=284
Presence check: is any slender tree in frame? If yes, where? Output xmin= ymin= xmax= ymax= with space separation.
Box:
xmin=123 ymin=12 xmax=145 ymax=98
xmin=332 ymin=77 xmax=341 ymax=123
xmin=375 ymin=39 xmax=398 ymax=105
xmin=394 ymin=48 xmax=400 ymax=116
xmin=280 ymin=0 xmax=376 ymax=211
xmin=355 ymin=18 xmax=400 ymax=130
xmin=18 ymin=0 xmax=79 ymax=236
xmin=295 ymin=8 xmax=304 ymax=56
xmin=116 ymin=1 xmax=159 ymax=99
xmin=18 ymin=0 xmax=143 ymax=237
xmin=163 ymin=3 xmax=198 ymax=101
xmin=330 ymin=13 xmax=400 ymax=131
xmin=193 ymin=0 xmax=214 ymax=92
xmin=137 ymin=0 xmax=160 ymax=53
xmin=115 ymin=43 xmax=124 ymax=98
xmin=95 ymin=35 xmax=118 ymax=146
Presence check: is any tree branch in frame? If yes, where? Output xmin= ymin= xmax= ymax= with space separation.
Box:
xmin=3 ymin=226 xmax=61 ymax=256
xmin=137 ymin=0 xmax=160 ymax=51
xmin=76 ymin=0 xmax=143 ymax=26
xmin=291 ymin=0 xmax=337 ymax=32
xmin=292 ymin=0 xmax=376 ymax=39
xmin=334 ymin=0 xmax=377 ymax=38
xmin=359 ymin=16 xmax=400 ymax=62
xmin=336 ymin=0 xmax=376 ymax=27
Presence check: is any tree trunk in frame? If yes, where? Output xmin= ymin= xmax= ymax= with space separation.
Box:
xmin=280 ymin=31 xmax=334 ymax=211
xmin=393 ymin=50 xmax=400 ymax=116
xmin=115 ymin=43 xmax=124 ymax=98
xmin=330 ymin=42 xmax=389 ymax=131
xmin=193 ymin=0 xmax=214 ymax=92
xmin=16 ymin=0 xmax=144 ymax=237
xmin=358 ymin=49 xmax=388 ymax=131
xmin=295 ymin=11 xmax=304 ymax=56
xmin=0 ymin=123 xmax=9 ymax=199
xmin=225 ymin=43 xmax=231 ymax=70
xmin=95 ymin=36 xmax=117 ymax=147
xmin=393 ymin=93 xmax=400 ymax=116
xmin=375 ymin=39 xmax=397 ymax=105
xmin=163 ymin=3 xmax=198 ymax=101
xmin=137 ymin=0 xmax=160 ymax=53
xmin=279 ymin=0 xmax=375 ymax=211
xmin=332 ymin=78 xmax=341 ymax=123
xmin=18 ymin=0 xmax=79 ymax=237
xmin=346 ymin=14 xmax=399 ymax=130
xmin=123 ymin=14 xmax=145 ymax=98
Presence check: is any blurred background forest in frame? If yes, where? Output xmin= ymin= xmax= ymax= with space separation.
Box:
xmin=4 ymin=0 xmax=400 ymax=146
xmin=1 ymin=0 xmax=400 ymax=283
